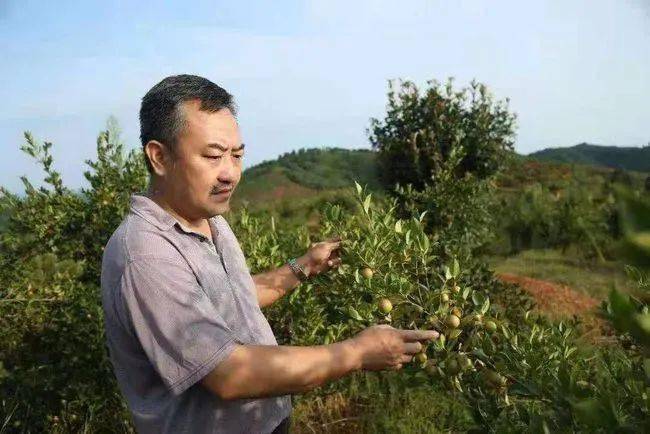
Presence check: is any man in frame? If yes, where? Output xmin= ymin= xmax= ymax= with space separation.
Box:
xmin=100 ymin=75 xmax=438 ymax=434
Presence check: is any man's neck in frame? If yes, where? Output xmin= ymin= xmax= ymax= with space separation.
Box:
xmin=145 ymin=183 xmax=208 ymax=234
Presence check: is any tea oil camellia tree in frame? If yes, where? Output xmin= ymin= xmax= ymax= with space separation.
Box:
xmin=369 ymin=79 xmax=517 ymax=256
xmin=0 ymin=122 xmax=147 ymax=433
xmin=234 ymin=183 xmax=649 ymax=432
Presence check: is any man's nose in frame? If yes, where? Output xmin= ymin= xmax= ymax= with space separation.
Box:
xmin=217 ymin=156 xmax=239 ymax=183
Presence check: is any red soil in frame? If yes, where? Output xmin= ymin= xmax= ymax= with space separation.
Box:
xmin=497 ymin=273 xmax=600 ymax=318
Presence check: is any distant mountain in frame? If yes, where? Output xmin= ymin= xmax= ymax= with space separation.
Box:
xmin=529 ymin=143 xmax=650 ymax=173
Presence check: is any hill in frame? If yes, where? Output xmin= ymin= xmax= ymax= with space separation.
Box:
xmin=528 ymin=143 xmax=650 ymax=172
xmin=232 ymin=147 xmax=648 ymax=217
xmin=232 ymin=147 xmax=381 ymax=210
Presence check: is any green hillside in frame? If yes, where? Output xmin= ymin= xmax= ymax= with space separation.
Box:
xmin=234 ymin=147 xmax=647 ymax=210
xmin=232 ymin=147 xmax=381 ymax=210
xmin=529 ymin=142 xmax=650 ymax=172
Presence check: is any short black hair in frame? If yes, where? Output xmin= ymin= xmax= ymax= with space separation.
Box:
xmin=139 ymin=74 xmax=237 ymax=174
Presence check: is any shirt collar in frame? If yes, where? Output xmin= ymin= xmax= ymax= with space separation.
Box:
xmin=129 ymin=193 xmax=220 ymax=239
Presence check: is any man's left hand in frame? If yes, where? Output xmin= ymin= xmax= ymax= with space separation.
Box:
xmin=298 ymin=237 xmax=342 ymax=278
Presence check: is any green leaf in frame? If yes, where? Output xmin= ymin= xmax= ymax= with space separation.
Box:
xmin=471 ymin=290 xmax=485 ymax=306
xmin=451 ymin=258 xmax=460 ymax=278
xmin=363 ymin=194 xmax=372 ymax=214
xmin=355 ymin=181 xmax=362 ymax=196
xmin=347 ymin=306 xmax=364 ymax=321
xmin=480 ymin=297 xmax=490 ymax=315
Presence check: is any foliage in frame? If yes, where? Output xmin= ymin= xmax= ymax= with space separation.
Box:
xmin=1 ymin=120 xmax=648 ymax=433
xmin=369 ymin=78 xmax=516 ymax=191
xmin=498 ymin=180 xmax=618 ymax=260
xmin=0 ymin=122 xmax=147 ymax=433
xmin=238 ymin=184 xmax=648 ymax=432
xmin=602 ymin=189 xmax=650 ymax=351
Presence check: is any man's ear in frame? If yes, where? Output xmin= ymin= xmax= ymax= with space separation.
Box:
xmin=144 ymin=140 xmax=171 ymax=176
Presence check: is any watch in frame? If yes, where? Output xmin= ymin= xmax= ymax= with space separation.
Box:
xmin=287 ymin=258 xmax=309 ymax=282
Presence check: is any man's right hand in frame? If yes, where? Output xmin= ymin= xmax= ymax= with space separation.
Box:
xmin=349 ymin=325 xmax=440 ymax=371
xmin=201 ymin=325 xmax=440 ymax=400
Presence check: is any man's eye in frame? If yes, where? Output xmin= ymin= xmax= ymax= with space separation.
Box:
xmin=206 ymin=155 xmax=222 ymax=160
xmin=234 ymin=154 xmax=243 ymax=160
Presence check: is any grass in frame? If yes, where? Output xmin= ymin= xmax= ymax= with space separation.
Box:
xmin=291 ymin=372 xmax=474 ymax=434
xmin=488 ymin=248 xmax=636 ymax=300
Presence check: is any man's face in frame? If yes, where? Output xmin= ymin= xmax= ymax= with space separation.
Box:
xmin=165 ymin=100 xmax=243 ymax=218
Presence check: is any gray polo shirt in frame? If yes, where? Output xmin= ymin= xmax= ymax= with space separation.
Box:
xmin=100 ymin=194 xmax=291 ymax=434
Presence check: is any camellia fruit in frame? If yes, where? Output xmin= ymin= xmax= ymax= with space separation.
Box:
xmin=441 ymin=293 xmax=450 ymax=303
xmin=361 ymin=267 xmax=374 ymax=279
xmin=445 ymin=314 xmax=461 ymax=329
xmin=484 ymin=370 xmax=506 ymax=388
xmin=415 ymin=352 xmax=428 ymax=364
xmin=424 ymin=360 xmax=438 ymax=376
xmin=378 ymin=298 xmax=393 ymax=314
xmin=457 ymin=354 xmax=472 ymax=371
xmin=446 ymin=358 xmax=461 ymax=376
xmin=485 ymin=321 xmax=497 ymax=333
xmin=451 ymin=307 xmax=462 ymax=318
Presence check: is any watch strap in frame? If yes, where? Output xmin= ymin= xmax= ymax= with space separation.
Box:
xmin=288 ymin=258 xmax=308 ymax=282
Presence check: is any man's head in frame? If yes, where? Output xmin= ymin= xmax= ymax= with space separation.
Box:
xmin=140 ymin=74 xmax=244 ymax=218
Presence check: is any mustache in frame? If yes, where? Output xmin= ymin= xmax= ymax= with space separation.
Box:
xmin=211 ymin=186 xmax=233 ymax=194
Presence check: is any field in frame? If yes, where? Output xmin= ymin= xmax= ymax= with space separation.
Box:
xmin=1 ymin=114 xmax=649 ymax=433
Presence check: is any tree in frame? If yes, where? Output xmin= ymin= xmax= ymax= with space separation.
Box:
xmin=368 ymin=78 xmax=516 ymax=191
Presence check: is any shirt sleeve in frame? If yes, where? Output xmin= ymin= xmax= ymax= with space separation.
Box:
xmin=120 ymin=257 xmax=238 ymax=396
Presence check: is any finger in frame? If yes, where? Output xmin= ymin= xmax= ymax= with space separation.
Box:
xmin=399 ymin=329 xmax=440 ymax=342
xmin=328 ymin=239 xmax=342 ymax=250
xmin=401 ymin=354 xmax=414 ymax=364
xmin=391 ymin=363 xmax=403 ymax=371
xmin=328 ymin=258 xmax=342 ymax=267
xmin=402 ymin=342 xmax=423 ymax=355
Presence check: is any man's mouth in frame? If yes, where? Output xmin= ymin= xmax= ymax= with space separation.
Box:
xmin=212 ymin=188 xmax=232 ymax=197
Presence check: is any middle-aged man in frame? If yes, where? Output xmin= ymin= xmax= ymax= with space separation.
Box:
xmin=100 ymin=74 xmax=439 ymax=434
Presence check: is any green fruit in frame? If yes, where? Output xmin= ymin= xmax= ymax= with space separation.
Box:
xmin=457 ymin=354 xmax=472 ymax=370
xmin=441 ymin=293 xmax=450 ymax=302
xmin=452 ymin=284 xmax=461 ymax=293
xmin=361 ymin=267 xmax=374 ymax=279
xmin=451 ymin=307 xmax=462 ymax=317
xmin=485 ymin=321 xmax=497 ymax=333
xmin=424 ymin=360 xmax=438 ymax=376
xmin=378 ymin=298 xmax=393 ymax=314
xmin=446 ymin=358 xmax=461 ymax=376
xmin=484 ymin=370 xmax=506 ymax=388
xmin=445 ymin=314 xmax=461 ymax=329
xmin=415 ymin=352 xmax=428 ymax=364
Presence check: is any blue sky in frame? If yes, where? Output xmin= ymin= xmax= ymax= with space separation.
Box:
xmin=1 ymin=0 xmax=649 ymax=193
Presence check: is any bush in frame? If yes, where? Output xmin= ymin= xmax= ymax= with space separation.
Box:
xmin=369 ymin=78 xmax=516 ymax=191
